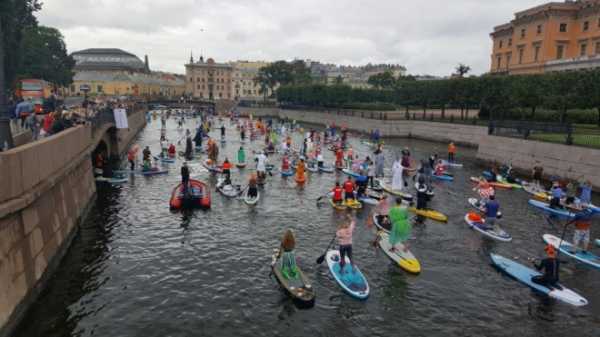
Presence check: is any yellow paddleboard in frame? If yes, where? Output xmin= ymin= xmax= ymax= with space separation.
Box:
xmin=409 ymin=207 xmax=448 ymax=222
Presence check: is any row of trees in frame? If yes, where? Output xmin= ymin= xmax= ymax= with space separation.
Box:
xmin=253 ymin=60 xmax=311 ymax=100
xmin=1 ymin=0 xmax=74 ymax=92
xmin=277 ymin=69 xmax=600 ymax=125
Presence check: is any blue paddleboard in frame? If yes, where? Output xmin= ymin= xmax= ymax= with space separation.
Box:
xmin=490 ymin=253 xmax=587 ymax=306
xmin=326 ymin=250 xmax=369 ymax=300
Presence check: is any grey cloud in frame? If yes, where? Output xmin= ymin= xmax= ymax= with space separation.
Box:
xmin=38 ymin=0 xmax=543 ymax=76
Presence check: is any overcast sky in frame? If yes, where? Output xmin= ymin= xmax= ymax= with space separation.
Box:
xmin=38 ymin=0 xmax=544 ymax=76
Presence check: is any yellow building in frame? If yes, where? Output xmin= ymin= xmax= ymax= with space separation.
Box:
xmin=69 ymin=48 xmax=185 ymax=98
xmin=230 ymin=60 xmax=273 ymax=101
xmin=490 ymin=0 xmax=600 ymax=74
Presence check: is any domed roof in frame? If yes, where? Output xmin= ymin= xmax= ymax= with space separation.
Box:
xmin=71 ymin=48 xmax=146 ymax=72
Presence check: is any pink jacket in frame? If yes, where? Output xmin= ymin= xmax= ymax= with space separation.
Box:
xmin=336 ymin=220 xmax=356 ymax=246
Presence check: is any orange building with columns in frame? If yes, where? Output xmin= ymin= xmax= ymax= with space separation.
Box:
xmin=490 ymin=0 xmax=600 ymax=74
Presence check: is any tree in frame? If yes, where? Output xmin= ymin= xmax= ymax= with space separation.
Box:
xmin=334 ymin=75 xmax=343 ymax=85
xmin=454 ymin=63 xmax=471 ymax=78
xmin=17 ymin=26 xmax=75 ymax=87
xmin=367 ymin=71 xmax=396 ymax=89
xmin=1 ymin=0 xmax=42 ymax=91
xmin=255 ymin=60 xmax=312 ymax=98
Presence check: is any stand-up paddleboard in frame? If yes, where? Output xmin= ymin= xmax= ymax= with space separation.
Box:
xmin=596 ymin=239 xmax=600 ymax=247
xmin=441 ymin=160 xmax=463 ymax=168
xmin=329 ymin=198 xmax=347 ymax=210
xmin=468 ymin=198 xmax=503 ymax=218
xmin=528 ymin=199 xmax=576 ymax=219
xmin=306 ymin=164 xmax=319 ymax=173
xmin=470 ymin=177 xmax=513 ymax=190
xmin=543 ymin=234 xmax=600 ymax=270
xmin=95 ymin=176 xmax=128 ymax=184
xmin=319 ymin=165 xmax=334 ymax=173
xmin=378 ymin=179 xmax=413 ymax=200
xmin=243 ymin=188 xmax=259 ymax=205
xmin=372 ymin=213 xmax=391 ymax=233
xmin=490 ymin=253 xmax=588 ymax=307
xmin=342 ymin=169 xmax=367 ymax=180
xmin=271 ymin=249 xmax=315 ymax=307
xmin=216 ymin=178 xmax=241 ymax=198
xmin=377 ymin=231 xmax=421 ymax=274
xmin=464 ymin=213 xmax=512 ymax=242
xmin=432 ymin=174 xmax=454 ymax=182
xmin=325 ymin=250 xmax=369 ymax=300
xmin=408 ymin=207 xmax=447 ymax=222
xmin=281 ymin=169 xmax=294 ymax=177
xmin=141 ymin=168 xmax=168 ymax=176
xmin=357 ymin=196 xmax=378 ymax=206
xmin=159 ymin=157 xmax=176 ymax=163
xmin=203 ymin=160 xmax=223 ymax=174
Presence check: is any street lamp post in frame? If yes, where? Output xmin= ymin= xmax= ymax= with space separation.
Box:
xmin=0 ymin=16 xmax=15 ymax=150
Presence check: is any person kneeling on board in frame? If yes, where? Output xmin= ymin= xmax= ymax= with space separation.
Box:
xmin=277 ymin=229 xmax=299 ymax=279
xmin=532 ymin=244 xmax=560 ymax=288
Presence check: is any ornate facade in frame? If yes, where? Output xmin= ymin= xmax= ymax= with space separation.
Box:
xmin=185 ymin=56 xmax=233 ymax=100
xmin=490 ymin=0 xmax=600 ymax=74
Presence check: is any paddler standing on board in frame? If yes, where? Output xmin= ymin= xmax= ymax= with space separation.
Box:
xmin=335 ymin=147 xmax=344 ymax=168
xmin=391 ymin=156 xmax=404 ymax=192
xmin=448 ymin=142 xmax=457 ymax=163
xmin=388 ymin=198 xmax=411 ymax=252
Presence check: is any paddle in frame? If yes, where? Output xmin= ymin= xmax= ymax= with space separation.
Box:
xmin=316 ymin=235 xmax=337 ymax=264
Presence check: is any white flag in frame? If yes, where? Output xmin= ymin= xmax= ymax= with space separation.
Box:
xmin=113 ymin=108 xmax=129 ymax=129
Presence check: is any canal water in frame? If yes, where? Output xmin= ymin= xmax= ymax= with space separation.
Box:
xmin=15 ymin=116 xmax=600 ymax=337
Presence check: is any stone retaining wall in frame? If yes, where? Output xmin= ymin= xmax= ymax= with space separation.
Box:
xmin=0 ymin=107 xmax=148 ymax=337
xmin=238 ymin=107 xmax=485 ymax=147
xmin=0 ymin=127 xmax=96 ymax=336
xmin=477 ymin=136 xmax=600 ymax=190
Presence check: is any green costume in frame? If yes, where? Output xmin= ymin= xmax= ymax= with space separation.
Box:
xmin=281 ymin=251 xmax=298 ymax=279
xmin=389 ymin=206 xmax=411 ymax=246
xmin=238 ymin=148 xmax=246 ymax=164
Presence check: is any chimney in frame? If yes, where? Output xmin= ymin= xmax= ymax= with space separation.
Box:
xmin=190 ymin=51 xmax=194 ymax=64
xmin=144 ymin=55 xmax=150 ymax=73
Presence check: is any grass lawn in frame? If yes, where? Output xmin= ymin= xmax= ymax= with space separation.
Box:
xmin=529 ymin=133 xmax=600 ymax=148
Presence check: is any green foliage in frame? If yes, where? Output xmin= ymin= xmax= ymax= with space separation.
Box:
xmin=277 ymin=68 xmax=600 ymax=125
xmin=454 ymin=63 xmax=471 ymax=77
xmin=17 ymin=26 xmax=75 ymax=87
xmin=254 ymin=60 xmax=312 ymax=100
xmin=1 ymin=0 xmax=42 ymax=89
xmin=367 ymin=70 xmax=396 ymax=89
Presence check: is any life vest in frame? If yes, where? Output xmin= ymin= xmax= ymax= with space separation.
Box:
xmin=332 ymin=187 xmax=343 ymax=201
xmin=343 ymin=180 xmax=354 ymax=193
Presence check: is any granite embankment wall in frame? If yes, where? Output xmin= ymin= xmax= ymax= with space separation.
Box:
xmin=239 ymin=107 xmax=487 ymax=147
xmin=239 ymin=107 xmax=600 ymax=190
xmin=478 ymin=136 xmax=600 ymax=189
xmin=0 ymin=107 xmax=147 ymax=337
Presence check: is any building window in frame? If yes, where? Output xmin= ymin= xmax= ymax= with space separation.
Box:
xmin=596 ymin=41 xmax=600 ymax=55
xmin=189 ymin=77 xmax=193 ymax=82
xmin=557 ymin=45 xmax=565 ymax=59
xmin=197 ymin=77 xmax=201 ymax=82
xmin=580 ymin=43 xmax=587 ymax=56
xmin=560 ymin=23 xmax=567 ymax=32
xmin=518 ymin=48 xmax=524 ymax=64
xmin=506 ymin=53 xmax=512 ymax=67
xmin=537 ymin=25 xmax=542 ymax=34
xmin=499 ymin=40 xmax=503 ymax=49
xmin=70 ymin=85 xmax=75 ymax=92
xmin=197 ymin=84 xmax=201 ymax=89
xmin=97 ymin=85 xmax=103 ymax=92
xmin=534 ymin=45 xmax=541 ymax=62
xmin=508 ymin=38 xmax=512 ymax=46
xmin=521 ymin=28 xmax=526 ymax=38
xmin=583 ymin=21 xmax=589 ymax=32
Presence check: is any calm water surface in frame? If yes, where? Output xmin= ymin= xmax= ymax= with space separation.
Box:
xmin=15 ymin=116 xmax=600 ymax=337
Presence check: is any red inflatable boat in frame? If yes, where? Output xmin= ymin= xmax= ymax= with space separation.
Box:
xmin=169 ymin=179 xmax=211 ymax=210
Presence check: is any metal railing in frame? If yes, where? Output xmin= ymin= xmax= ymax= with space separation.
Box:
xmin=488 ymin=120 xmax=600 ymax=149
